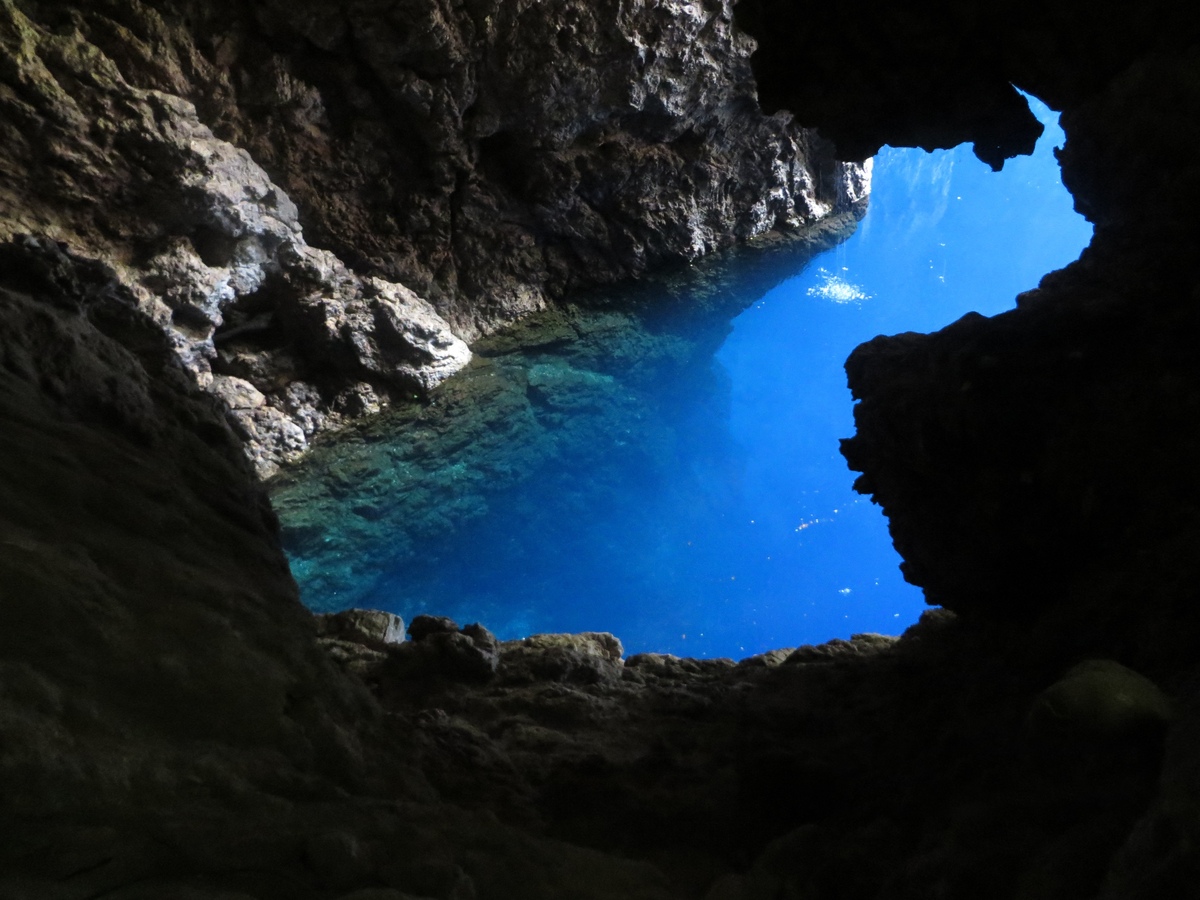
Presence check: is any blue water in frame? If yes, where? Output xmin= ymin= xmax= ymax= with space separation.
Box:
xmin=274 ymin=97 xmax=1091 ymax=659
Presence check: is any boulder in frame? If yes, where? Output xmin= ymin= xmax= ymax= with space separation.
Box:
xmin=500 ymin=632 xmax=626 ymax=685
xmin=1028 ymin=659 xmax=1173 ymax=740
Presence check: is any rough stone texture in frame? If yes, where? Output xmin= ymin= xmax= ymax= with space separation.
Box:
xmin=315 ymin=609 xmax=408 ymax=678
xmin=0 ymin=0 xmax=866 ymax=475
xmin=1028 ymin=660 xmax=1173 ymax=741
xmin=0 ymin=1 xmax=477 ymax=476
xmin=317 ymin=609 xmax=408 ymax=646
xmin=501 ymin=632 xmax=626 ymax=685
xmin=388 ymin=616 xmax=504 ymax=683
xmin=214 ymin=0 xmax=869 ymax=333
xmin=0 ymin=236 xmax=371 ymax=859
xmin=303 ymin=611 xmax=1173 ymax=899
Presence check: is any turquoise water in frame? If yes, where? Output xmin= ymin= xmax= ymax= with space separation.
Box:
xmin=273 ymin=97 xmax=1091 ymax=659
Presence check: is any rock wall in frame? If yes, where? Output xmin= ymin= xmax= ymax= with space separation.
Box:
xmin=0 ymin=0 xmax=866 ymax=475
xmin=731 ymin=0 xmax=1200 ymax=665
xmin=737 ymin=0 xmax=1200 ymax=891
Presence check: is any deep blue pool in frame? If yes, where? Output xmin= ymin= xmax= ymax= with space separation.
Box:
xmin=273 ymin=97 xmax=1092 ymax=659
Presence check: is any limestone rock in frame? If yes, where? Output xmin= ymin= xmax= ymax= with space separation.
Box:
xmin=210 ymin=374 xmax=266 ymax=411
xmin=0 ymin=4 xmax=476 ymax=477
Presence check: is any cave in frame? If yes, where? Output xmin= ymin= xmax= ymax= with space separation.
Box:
xmin=1 ymin=1 xmax=1198 ymax=899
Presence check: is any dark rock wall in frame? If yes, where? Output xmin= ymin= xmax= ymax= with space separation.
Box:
xmin=0 ymin=236 xmax=692 ymax=900
xmin=232 ymin=0 xmax=859 ymax=323
xmin=736 ymin=0 xmax=1197 ymax=171
xmin=732 ymin=0 xmax=1200 ymax=659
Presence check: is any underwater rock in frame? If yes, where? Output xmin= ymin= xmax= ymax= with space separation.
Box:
xmin=271 ymin=215 xmax=870 ymax=615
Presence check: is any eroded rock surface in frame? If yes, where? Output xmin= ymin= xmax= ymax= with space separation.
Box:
xmin=0 ymin=231 xmax=691 ymax=900
xmin=0 ymin=0 xmax=866 ymax=475
xmin=297 ymin=608 xmax=1175 ymax=900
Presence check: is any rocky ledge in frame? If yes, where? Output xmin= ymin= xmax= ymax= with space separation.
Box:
xmin=0 ymin=0 xmax=867 ymax=475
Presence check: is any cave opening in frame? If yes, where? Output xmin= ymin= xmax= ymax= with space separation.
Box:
xmin=270 ymin=96 xmax=1091 ymax=660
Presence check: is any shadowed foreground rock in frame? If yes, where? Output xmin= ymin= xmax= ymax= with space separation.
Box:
xmin=0 ymin=235 xmax=687 ymax=900
xmin=0 ymin=236 xmax=1194 ymax=895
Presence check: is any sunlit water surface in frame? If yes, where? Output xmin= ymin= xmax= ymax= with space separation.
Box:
xmin=274 ymin=99 xmax=1091 ymax=659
